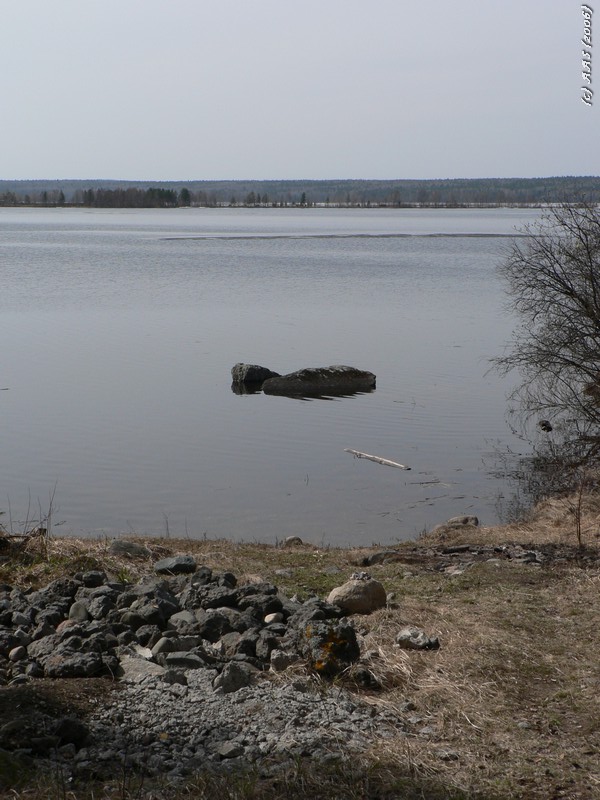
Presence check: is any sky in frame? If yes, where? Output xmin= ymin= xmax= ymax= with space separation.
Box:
xmin=0 ymin=0 xmax=597 ymax=181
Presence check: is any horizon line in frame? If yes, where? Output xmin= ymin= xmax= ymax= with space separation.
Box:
xmin=2 ymin=174 xmax=600 ymax=183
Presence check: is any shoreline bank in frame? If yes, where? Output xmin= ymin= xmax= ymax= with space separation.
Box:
xmin=1 ymin=494 xmax=600 ymax=799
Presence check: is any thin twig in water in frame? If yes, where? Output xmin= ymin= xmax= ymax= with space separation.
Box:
xmin=344 ymin=449 xmax=411 ymax=470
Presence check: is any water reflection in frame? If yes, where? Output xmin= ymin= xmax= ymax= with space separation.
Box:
xmin=230 ymin=383 xmax=376 ymax=400
xmin=230 ymin=382 xmax=262 ymax=395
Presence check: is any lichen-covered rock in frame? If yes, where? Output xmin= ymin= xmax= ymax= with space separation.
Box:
xmin=396 ymin=626 xmax=440 ymax=651
xmin=327 ymin=575 xmax=387 ymax=615
xmin=298 ymin=620 xmax=360 ymax=677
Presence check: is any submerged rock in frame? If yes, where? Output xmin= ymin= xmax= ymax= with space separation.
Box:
xmin=231 ymin=363 xmax=280 ymax=385
xmin=262 ymin=365 xmax=376 ymax=397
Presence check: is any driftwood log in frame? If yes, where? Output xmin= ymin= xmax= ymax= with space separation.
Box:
xmin=344 ymin=449 xmax=410 ymax=470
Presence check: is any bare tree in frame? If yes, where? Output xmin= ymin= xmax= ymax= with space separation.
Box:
xmin=494 ymin=202 xmax=600 ymax=460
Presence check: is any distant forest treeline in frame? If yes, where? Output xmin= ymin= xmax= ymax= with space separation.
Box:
xmin=1 ymin=176 xmax=599 ymax=208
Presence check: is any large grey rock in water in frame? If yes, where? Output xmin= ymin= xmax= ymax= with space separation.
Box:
xmin=231 ymin=363 xmax=280 ymax=385
xmin=262 ymin=365 xmax=376 ymax=397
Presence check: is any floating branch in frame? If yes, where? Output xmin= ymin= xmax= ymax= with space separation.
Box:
xmin=344 ymin=449 xmax=411 ymax=470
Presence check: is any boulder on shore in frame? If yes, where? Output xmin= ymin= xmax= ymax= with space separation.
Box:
xmin=432 ymin=515 xmax=479 ymax=533
xmin=262 ymin=365 xmax=376 ymax=397
xmin=327 ymin=573 xmax=387 ymax=615
xmin=396 ymin=626 xmax=440 ymax=651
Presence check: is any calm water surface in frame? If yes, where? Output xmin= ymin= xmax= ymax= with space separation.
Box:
xmin=0 ymin=207 xmax=538 ymax=544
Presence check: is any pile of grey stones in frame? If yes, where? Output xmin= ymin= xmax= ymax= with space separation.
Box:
xmin=0 ymin=555 xmax=404 ymax=783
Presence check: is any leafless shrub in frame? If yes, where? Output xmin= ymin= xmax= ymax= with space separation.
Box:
xmin=494 ymin=202 xmax=600 ymax=437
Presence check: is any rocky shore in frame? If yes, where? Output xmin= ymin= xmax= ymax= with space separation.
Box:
xmin=0 ymin=552 xmax=405 ymax=787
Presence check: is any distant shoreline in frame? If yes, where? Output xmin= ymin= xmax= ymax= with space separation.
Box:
xmin=0 ymin=201 xmax=582 ymax=211
xmin=1 ymin=175 xmax=599 ymax=208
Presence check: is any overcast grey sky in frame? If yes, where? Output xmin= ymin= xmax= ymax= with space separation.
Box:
xmin=0 ymin=0 xmax=597 ymax=180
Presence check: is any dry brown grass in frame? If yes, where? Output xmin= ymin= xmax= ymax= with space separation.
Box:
xmin=419 ymin=489 xmax=600 ymax=551
xmin=355 ymin=563 xmax=600 ymax=798
xmin=3 ymin=492 xmax=600 ymax=798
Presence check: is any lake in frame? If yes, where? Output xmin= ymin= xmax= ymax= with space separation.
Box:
xmin=0 ymin=206 xmax=538 ymax=545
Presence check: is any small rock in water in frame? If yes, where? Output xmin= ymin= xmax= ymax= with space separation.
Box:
xmin=231 ymin=363 xmax=280 ymax=385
